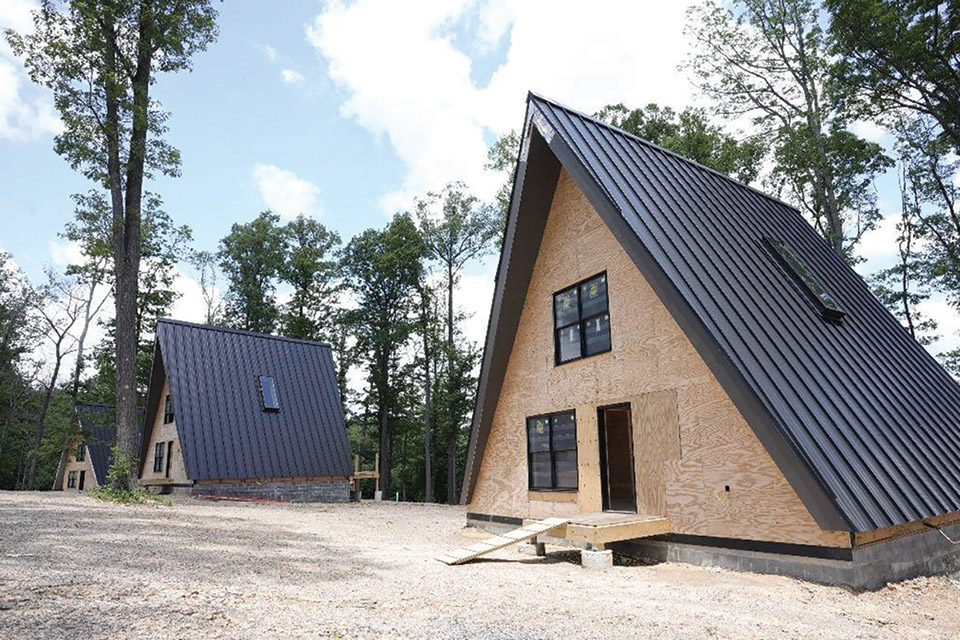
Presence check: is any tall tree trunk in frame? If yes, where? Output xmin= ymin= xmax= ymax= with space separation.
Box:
xmin=26 ymin=355 xmax=62 ymax=490
xmin=445 ymin=262 xmax=458 ymax=504
xmin=420 ymin=293 xmax=434 ymax=503
xmin=113 ymin=8 xmax=154 ymax=485
xmin=377 ymin=349 xmax=391 ymax=496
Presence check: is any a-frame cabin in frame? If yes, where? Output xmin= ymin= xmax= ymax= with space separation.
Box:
xmin=460 ymin=93 xmax=960 ymax=589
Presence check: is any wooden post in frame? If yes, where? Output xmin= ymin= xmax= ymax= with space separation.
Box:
xmin=375 ymin=452 xmax=380 ymax=492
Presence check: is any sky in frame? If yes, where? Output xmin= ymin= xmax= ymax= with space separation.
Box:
xmin=1 ymin=0 xmax=957 ymax=379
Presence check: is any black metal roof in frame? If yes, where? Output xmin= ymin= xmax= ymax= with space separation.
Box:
xmin=462 ymin=93 xmax=960 ymax=533
xmin=76 ymin=403 xmax=118 ymax=486
xmin=140 ymin=319 xmax=352 ymax=480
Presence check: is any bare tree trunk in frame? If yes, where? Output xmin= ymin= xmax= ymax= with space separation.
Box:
xmin=26 ymin=355 xmax=63 ymax=490
xmin=420 ymin=293 xmax=434 ymax=503
xmin=377 ymin=349 xmax=391 ymax=495
xmin=445 ymin=262 xmax=458 ymax=504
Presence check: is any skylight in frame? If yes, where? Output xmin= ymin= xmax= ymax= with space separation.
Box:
xmin=765 ymin=238 xmax=846 ymax=324
xmin=259 ymin=375 xmax=280 ymax=412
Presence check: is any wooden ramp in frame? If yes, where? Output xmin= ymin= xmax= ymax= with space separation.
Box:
xmin=436 ymin=517 xmax=570 ymax=565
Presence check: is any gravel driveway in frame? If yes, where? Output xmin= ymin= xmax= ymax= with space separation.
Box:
xmin=1 ymin=492 xmax=958 ymax=639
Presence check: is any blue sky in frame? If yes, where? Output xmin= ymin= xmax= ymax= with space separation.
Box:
xmin=1 ymin=0 xmax=956 ymax=361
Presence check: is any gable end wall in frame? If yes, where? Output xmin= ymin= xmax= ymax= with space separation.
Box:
xmin=468 ymin=169 xmax=849 ymax=548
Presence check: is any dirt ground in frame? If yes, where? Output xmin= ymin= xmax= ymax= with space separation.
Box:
xmin=1 ymin=493 xmax=959 ymax=639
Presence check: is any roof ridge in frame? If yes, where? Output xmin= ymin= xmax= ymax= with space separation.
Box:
xmin=157 ymin=317 xmax=333 ymax=348
xmin=526 ymin=91 xmax=801 ymax=215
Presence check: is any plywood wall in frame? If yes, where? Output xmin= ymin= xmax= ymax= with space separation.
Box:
xmin=139 ymin=376 xmax=190 ymax=485
xmin=469 ymin=169 xmax=850 ymax=548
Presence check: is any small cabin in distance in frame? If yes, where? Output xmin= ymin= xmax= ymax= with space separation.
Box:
xmin=460 ymin=93 xmax=960 ymax=590
xmin=137 ymin=319 xmax=353 ymax=502
xmin=53 ymin=404 xmax=119 ymax=492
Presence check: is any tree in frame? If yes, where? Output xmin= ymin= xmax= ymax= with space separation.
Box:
xmin=341 ymin=214 xmax=425 ymax=495
xmin=218 ymin=211 xmax=286 ymax=334
xmin=26 ymin=270 xmax=81 ymax=490
xmin=869 ymin=166 xmax=938 ymax=346
xmin=7 ymin=0 xmax=219 ymax=487
xmin=595 ymin=103 xmax=765 ymax=183
xmin=685 ymin=0 xmax=892 ymax=260
xmin=415 ymin=182 xmax=499 ymax=503
xmin=191 ymin=249 xmax=222 ymax=324
xmin=486 ymin=129 xmax=521 ymax=228
xmin=827 ymin=0 xmax=960 ymax=155
xmin=280 ymin=215 xmax=341 ymax=341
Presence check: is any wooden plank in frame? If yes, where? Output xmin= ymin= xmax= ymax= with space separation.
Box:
xmin=436 ymin=517 xmax=570 ymax=565
xmin=566 ymin=517 xmax=670 ymax=545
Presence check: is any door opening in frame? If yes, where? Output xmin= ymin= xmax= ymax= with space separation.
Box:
xmin=78 ymin=470 xmax=86 ymax=491
xmin=598 ymin=404 xmax=637 ymax=513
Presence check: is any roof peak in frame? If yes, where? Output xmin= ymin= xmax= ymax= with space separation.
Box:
xmin=157 ymin=318 xmax=333 ymax=349
xmin=526 ymin=91 xmax=799 ymax=214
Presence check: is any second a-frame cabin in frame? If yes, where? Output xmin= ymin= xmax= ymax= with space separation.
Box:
xmin=53 ymin=403 xmax=119 ymax=492
xmin=138 ymin=319 xmax=352 ymax=502
xmin=460 ymin=94 xmax=960 ymax=589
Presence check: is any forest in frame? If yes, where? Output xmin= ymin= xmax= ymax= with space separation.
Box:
xmin=1 ymin=0 xmax=958 ymax=503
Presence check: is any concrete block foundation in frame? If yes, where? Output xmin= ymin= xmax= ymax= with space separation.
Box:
xmin=192 ymin=478 xmax=350 ymax=503
xmin=581 ymin=548 xmax=613 ymax=570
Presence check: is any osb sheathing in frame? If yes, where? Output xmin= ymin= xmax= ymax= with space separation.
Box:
xmin=468 ymin=169 xmax=850 ymax=548
xmin=139 ymin=376 xmax=190 ymax=485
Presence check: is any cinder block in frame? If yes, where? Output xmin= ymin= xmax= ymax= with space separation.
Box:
xmin=581 ymin=548 xmax=613 ymax=570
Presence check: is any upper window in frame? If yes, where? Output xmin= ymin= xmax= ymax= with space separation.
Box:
xmin=553 ymin=273 xmax=612 ymax=364
xmin=259 ymin=376 xmax=280 ymax=412
xmin=153 ymin=442 xmax=165 ymax=473
xmin=75 ymin=443 xmax=85 ymax=462
xmin=526 ymin=410 xmax=579 ymax=491
xmin=765 ymin=239 xmax=845 ymax=323
xmin=163 ymin=394 xmax=175 ymax=424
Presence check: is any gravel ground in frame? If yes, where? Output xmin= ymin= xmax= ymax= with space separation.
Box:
xmin=1 ymin=492 xmax=959 ymax=639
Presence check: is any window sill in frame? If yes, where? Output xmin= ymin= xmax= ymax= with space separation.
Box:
xmin=528 ymin=490 xmax=577 ymax=503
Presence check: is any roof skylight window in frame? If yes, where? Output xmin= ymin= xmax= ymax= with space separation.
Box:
xmin=765 ymin=238 xmax=845 ymax=324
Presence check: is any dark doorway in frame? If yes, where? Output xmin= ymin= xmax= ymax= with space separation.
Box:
xmin=598 ymin=404 xmax=637 ymax=513
xmin=78 ymin=470 xmax=86 ymax=491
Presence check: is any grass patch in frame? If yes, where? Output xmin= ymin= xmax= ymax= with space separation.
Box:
xmin=89 ymin=487 xmax=172 ymax=506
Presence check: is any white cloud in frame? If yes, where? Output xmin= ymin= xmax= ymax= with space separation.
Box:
xmin=0 ymin=0 xmax=61 ymax=141
xmin=850 ymin=119 xmax=887 ymax=144
xmin=262 ymin=44 xmax=278 ymax=61
xmin=169 ymin=267 xmax=213 ymax=324
xmin=458 ymin=269 xmax=495 ymax=346
xmin=251 ymin=164 xmax=323 ymax=219
xmin=856 ymin=214 xmax=901 ymax=264
xmin=48 ymin=239 xmax=85 ymax=268
xmin=281 ymin=69 xmax=305 ymax=84
xmin=307 ymin=0 xmax=695 ymax=213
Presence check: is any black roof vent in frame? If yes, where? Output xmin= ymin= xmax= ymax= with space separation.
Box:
xmin=765 ymin=238 xmax=845 ymax=324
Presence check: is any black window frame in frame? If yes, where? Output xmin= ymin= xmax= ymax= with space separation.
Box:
xmin=764 ymin=238 xmax=846 ymax=323
xmin=165 ymin=440 xmax=173 ymax=478
xmin=163 ymin=394 xmax=175 ymax=424
xmin=553 ymin=272 xmax=612 ymax=365
xmin=67 ymin=470 xmax=77 ymax=488
xmin=258 ymin=375 xmax=280 ymax=412
xmin=153 ymin=442 xmax=165 ymax=473
xmin=526 ymin=410 xmax=579 ymax=492
xmin=75 ymin=442 xmax=85 ymax=462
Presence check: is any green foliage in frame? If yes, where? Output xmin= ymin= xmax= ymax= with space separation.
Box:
xmin=104 ymin=444 xmax=139 ymax=491
xmin=685 ymin=0 xmax=892 ymax=259
xmin=218 ymin=211 xmax=286 ymax=334
xmin=485 ymin=129 xmax=521 ymax=229
xmin=827 ymin=0 xmax=960 ymax=154
xmin=5 ymin=0 xmax=219 ymax=189
xmin=90 ymin=486 xmax=171 ymax=505
xmin=280 ymin=216 xmax=342 ymax=341
xmin=595 ymin=103 xmax=764 ymax=183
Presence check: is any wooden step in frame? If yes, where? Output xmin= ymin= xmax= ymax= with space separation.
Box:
xmin=436 ymin=517 xmax=570 ymax=565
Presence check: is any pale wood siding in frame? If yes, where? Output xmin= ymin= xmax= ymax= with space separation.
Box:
xmin=468 ymin=169 xmax=849 ymax=548
xmin=61 ymin=442 xmax=97 ymax=491
xmin=139 ymin=377 xmax=190 ymax=485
